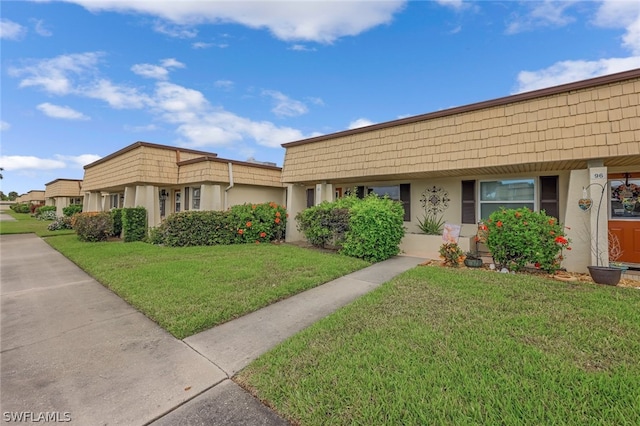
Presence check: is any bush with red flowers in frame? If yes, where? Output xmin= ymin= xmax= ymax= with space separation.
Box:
xmin=486 ymin=207 xmax=570 ymax=273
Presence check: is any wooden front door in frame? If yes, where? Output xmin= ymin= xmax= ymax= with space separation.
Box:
xmin=608 ymin=175 xmax=640 ymax=265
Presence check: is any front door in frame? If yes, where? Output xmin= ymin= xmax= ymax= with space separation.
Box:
xmin=608 ymin=174 xmax=640 ymax=265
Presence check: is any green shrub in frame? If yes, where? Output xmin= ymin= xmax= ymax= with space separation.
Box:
xmin=229 ymin=202 xmax=287 ymax=244
xmin=340 ymin=195 xmax=406 ymax=262
xmin=151 ymin=210 xmax=234 ymax=246
xmin=72 ymin=212 xmax=113 ymax=242
xmin=48 ymin=216 xmax=73 ymax=231
xmin=30 ymin=203 xmax=44 ymax=214
xmin=121 ymin=207 xmax=147 ymax=242
xmin=63 ymin=204 xmax=82 ymax=217
xmin=110 ymin=208 xmax=123 ymax=237
xmin=150 ymin=202 xmax=287 ymax=247
xmin=486 ymin=207 xmax=570 ymax=273
xmin=11 ymin=203 xmax=31 ymax=213
xmin=296 ymin=203 xmax=343 ymax=248
xmin=35 ymin=205 xmax=57 ymax=220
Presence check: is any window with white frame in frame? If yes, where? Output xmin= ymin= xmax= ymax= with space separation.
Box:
xmin=192 ymin=187 xmax=201 ymax=210
xmin=110 ymin=194 xmax=119 ymax=209
xmin=70 ymin=197 xmax=82 ymax=205
xmin=479 ymin=179 xmax=535 ymax=219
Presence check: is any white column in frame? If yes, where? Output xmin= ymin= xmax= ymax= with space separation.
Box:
xmin=123 ymin=186 xmax=136 ymax=208
xmin=588 ymin=166 xmax=609 ymax=267
xmin=285 ymin=184 xmax=307 ymax=242
xmin=562 ymin=169 xmax=590 ymax=273
xmin=315 ymin=182 xmax=334 ymax=205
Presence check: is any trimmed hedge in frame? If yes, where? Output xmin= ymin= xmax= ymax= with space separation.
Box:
xmin=149 ymin=202 xmax=287 ymax=247
xmin=11 ymin=203 xmax=31 ymax=213
xmin=110 ymin=208 xmax=123 ymax=237
xmin=121 ymin=207 xmax=147 ymax=242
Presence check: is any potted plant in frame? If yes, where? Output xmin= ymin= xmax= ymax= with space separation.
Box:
xmin=584 ymin=183 xmax=623 ymax=286
xmin=464 ymin=251 xmax=483 ymax=268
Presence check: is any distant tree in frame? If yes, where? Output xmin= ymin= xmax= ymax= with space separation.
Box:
xmin=0 ymin=167 xmax=3 ymax=180
xmin=0 ymin=191 xmax=6 ymax=201
xmin=8 ymin=191 xmax=18 ymax=201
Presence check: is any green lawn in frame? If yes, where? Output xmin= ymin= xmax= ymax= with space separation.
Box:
xmin=45 ymin=235 xmax=370 ymax=338
xmin=0 ymin=210 xmax=74 ymax=237
xmin=237 ymin=266 xmax=640 ymax=425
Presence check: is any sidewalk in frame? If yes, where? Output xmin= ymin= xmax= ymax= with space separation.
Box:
xmin=0 ymin=233 xmax=424 ymax=425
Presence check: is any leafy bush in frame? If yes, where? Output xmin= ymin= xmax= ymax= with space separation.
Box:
xmin=72 ymin=212 xmax=113 ymax=242
xmin=37 ymin=210 xmax=57 ymax=221
xmin=439 ymin=242 xmax=464 ymax=267
xmin=150 ymin=202 xmax=287 ymax=247
xmin=110 ymin=208 xmax=123 ymax=237
xmin=229 ymin=202 xmax=287 ymax=244
xmin=121 ymin=207 xmax=147 ymax=242
xmin=417 ymin=213 xmax=445 ymax=235
xmin=486 ymin=207 xmax=570 ymax=273
xmin=342 ymin=195 xmax=406 ymax=262
xmin=48 ymin=216 xmax=73 ymax=231
xmin=63 ymin=204 xmax=83 ymax=217
xmin=11 ymin=203 xmax=31 ymax=213
xmin=35 ymin=205 xmax=57 ymax=220
xmin=151 ymin=210 xmax=234 ymax=246
xmin=296 ymin=203 xmax=349 ymax=248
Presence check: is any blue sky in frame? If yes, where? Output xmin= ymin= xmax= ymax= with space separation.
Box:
xmin=1 ymin=0 xmax=639 ymax=196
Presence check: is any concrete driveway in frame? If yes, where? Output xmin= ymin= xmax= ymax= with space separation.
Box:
xmin=0 ymin=234 xmax=227 ymax=425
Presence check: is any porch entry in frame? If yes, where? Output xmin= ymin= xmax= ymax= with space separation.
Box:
xmin=608 ymin=173 xmax=640 ymax=265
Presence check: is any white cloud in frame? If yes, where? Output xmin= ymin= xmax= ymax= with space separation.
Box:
xmin=0 ymin=155 xmax=66 ymax=171
xmin=348 ymin=118 xmax=375 ymax=129
xmin=594 ymin=0 xmax=640 ymax=55
xmin=82 ymin=79 xmax=151 ymax=109
xmin=192 ymin=41 xmax=213 ymax=49
xmin=9 ymin=52 xmax=103 ymax=95
xmin=506 ymin=0 xmax=577 ymax=34
xmin=214 ymin=80 xmax=234 ymax=91
xmin=131 ymin=58 xmax=185 ymax=80
xmin=59 ymin=0 xmax=407 ymax=43
xmin=54 ymin=154 xmax=102 ymax=168
xmin=31 ymin=19 xmax=53 ymax=37
xmin=131 ymin=64 xmax=170 ymax=80
xmin=37 ymin=102 xmax=90 ymax=120
xmin=262 ymin=90 xmax=308 ymax=117
xmin=0 ymin=121 xmax=10 ymax=131
xmin=1 ymin=19 xmax=27 ymax=40
xmin=289 ymin=44 xmax=317 ymax=52
xmin=436 ymin=0 xmax=466 ymax=10
xmin=514 ymin=56 xmax=640 ymax=93
xmin=152 ymin=21 xmax=198 ymax=38
xmin=124 ymin=124 xmax=159 ymax=132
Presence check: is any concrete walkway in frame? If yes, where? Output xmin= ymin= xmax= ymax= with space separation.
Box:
xmin=0 ymin=233 xmax=424 ymax=425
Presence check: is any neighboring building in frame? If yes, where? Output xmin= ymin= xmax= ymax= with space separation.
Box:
xmin=44 ymin=179 xmax=83 ymax=216
xmin=15 ymin=190 xmax=46 ymax=205
xmin=281 ymin=69 xmax=640 ymax=272
xmin=81 ymin=141 xmax=285 ymax=227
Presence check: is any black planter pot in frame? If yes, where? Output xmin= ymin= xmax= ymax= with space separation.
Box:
xmin=587 ymin=266 xmax=622 ymax=286
xmin=464 ymin=258 xmax=483 ymax=268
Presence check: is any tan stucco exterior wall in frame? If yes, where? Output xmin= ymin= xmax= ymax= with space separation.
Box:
xmin=282 ymin=76 xmax=639 ymax=183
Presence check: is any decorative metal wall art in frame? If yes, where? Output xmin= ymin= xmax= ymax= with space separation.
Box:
xmin=420 ymin=186 xmax=450 ymax=215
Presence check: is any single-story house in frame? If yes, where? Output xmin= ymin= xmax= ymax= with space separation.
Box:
xmin=15 ymin=190 xmax=46 ymax=205
xmin=44 ymin=178 xmax=83 ymax=216
xmin=81 ymin=141 xmax=285 ymax=227
xmin=281 ymin=69 xmax=640 ymax=273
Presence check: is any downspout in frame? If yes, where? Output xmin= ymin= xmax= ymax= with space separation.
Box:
xmin=224 ymin=162 xmax=234 ymax=210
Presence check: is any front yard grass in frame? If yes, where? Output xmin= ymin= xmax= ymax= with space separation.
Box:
xmin=0 ymin=210 xmax=74 ymax=237
xmin=237 ymin=266 xmax=640 ymax=425
xmin=45 ymin=235 xmax=370 ymax=339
